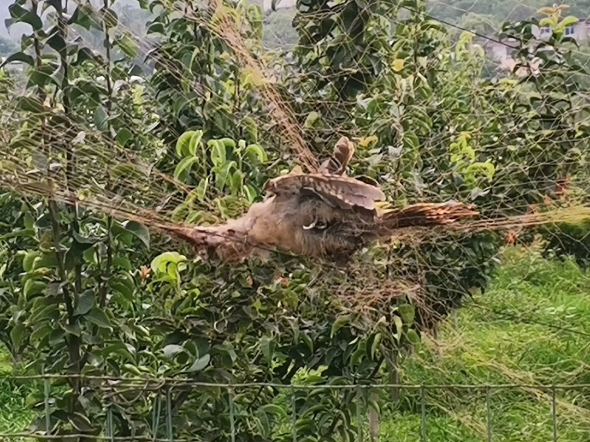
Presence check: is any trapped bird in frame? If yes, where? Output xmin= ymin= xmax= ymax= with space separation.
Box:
xmin=162 ymin=137 xmax=479 ymax=264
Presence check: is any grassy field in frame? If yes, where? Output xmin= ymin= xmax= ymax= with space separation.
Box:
xmin=381 ymin=246 xmax=590 ymax=441
xmin=1 ymin=246 xmax=590 ymax=440
xmin=0 ymin=350 xmax=35 ymax=439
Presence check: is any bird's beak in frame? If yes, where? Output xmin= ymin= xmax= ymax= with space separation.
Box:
xmin=303 ymin=220 xmax=316 ymax=230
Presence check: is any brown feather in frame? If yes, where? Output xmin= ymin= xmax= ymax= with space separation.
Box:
xmin=318 ymin=136 xmax=355 ymax=176
xmin=377 ymin=201 xmax=478 ymax=234
xmin=265 ymin=174 xmax=385 ymax=211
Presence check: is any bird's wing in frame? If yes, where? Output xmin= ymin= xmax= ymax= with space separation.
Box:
xmin=266 ymin=173 xmax=385 ymax=211
xmin=318 ymin=136 xmax=355 ymax=176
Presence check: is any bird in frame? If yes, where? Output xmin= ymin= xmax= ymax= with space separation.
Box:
xmin=161 ymin=137 xmax=479 ymax=264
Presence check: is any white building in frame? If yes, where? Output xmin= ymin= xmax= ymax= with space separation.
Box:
xmin=482 ymin=19 xmax=590 ymax=76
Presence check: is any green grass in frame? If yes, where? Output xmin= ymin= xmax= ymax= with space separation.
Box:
xmin=2 ymin=246 xmax=590 ymax=441
xmin=381 ymin=245 xmax=590 ymax=441
xmin=0 ymin=347 xmax=11 ymax=373
xmin=0 ymin=347 xmax=35 ymax=440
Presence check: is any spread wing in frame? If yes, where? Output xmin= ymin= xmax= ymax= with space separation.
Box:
xmin=318 ymin=136 xmax=355 ymax=176
xmin=266 ymin=173 xmax=385 ymax=211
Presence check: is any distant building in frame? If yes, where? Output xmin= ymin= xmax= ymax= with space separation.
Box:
xmin=537 ymin=17 xmax=590 ymax=41
xmin=481 ymin=18 xmax=590 ymax=76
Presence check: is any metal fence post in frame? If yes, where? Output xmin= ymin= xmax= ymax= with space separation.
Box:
xmin=356 ymin=386 xmax=363 ymax=442
xmin=44 ymin=377 xmax=51 ymax=436
xmin=291 ymin=387 xmax=297 ymax=442
xmin=107 ymin=405 xmax=114 ymax=442
xmin=228 ymin=386 xmax=236 ymax=442
xmin=166 ymin=387 xmax=173 ymax=442
xmin=486 ymin=386 xmax=492 ymax=442
xmin=152 ymin=390 xmax=162 ymax=442
xmin=420 ymin=386 xmax=427 ymax=442
xmin=552 ymin=385 xmax=557 ymax=442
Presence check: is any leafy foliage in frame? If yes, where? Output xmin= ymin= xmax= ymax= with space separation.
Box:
xmin=1 ymin=0 xmax=590 ymax=441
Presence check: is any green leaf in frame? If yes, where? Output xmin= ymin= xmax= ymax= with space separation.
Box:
xmin=116 ymin=128 xmax=133 ymax=147
xmin=560 ymin=16 xmax=579 ymax=28
xmin=11 ymin=323 xmax=25 ymax=349
xmin=112 ymin=256 xmax=132 ymax=271
xmin=260 ymin=404 xmax=288 ymax=418
xmin=32 ymin=253 xmax=59 ymax=271
xmin=331 ymin=315 xmax=350 ymax=337
xmin=230 ymin=170 xmax=244 ymax=194
xmin=47 ymin=33 xmax=66 ymax=54
xmin=72 ymin=47 xmax=100 ymax=66
xmin=163 ymin=344 xmax=184 ymax=359
xmin=189 ymin=130 xmax=204 ymax=156
xmin=369 ymin=332 xmax=382 ymax=360
xmin=117 ymin=32 xmax=139 ymax=58
xmin=22 ymin=250 xmax=41 ymax=272
xmin=68 ymin=5 xmax=93 ymax=29
xmin=393 ymin=315 xmax=403 ymax=341
xmin=18 ymin=96 xmax=44 ymax=114
xmin=176 ymin=131 xmax=195 ymax=157
xmin=93 ymin=105 xmax=108 ymax=130
xmin=243 ymin=117 xmax=258 ymax=142
xmin=151 ymin=252 xmax=187 ymax=274
xmin=406 ymin=329 xmax=420 ymax=345
xmin=8 ymin=4 xmax=43 ymax=30
xmin=244 ymin=144 xmax=268 ymax=163
xmin=187 ymin=354 xmax=210 ymax=372
xmin=301 ymin=333 xmax=313 ymax=352
xmin=209 ymin=140 xmax=226 ymax=166
xmin=28 ymin=304 xmax=58 ymax=324
xmin=74 ymin=290 xmax=95 ymax=316
xmin=122 ymin=364 xmax=142 ymax=376
xmin=304 ymin=111 xmax=321 ymax=128
xmin=174 ymin=156 xmax=200 ymax=181
xmin=85 ymin=307 xmax=112 ymax=329
xmin=1 ymin=52 xmax=34 ymax=68
xmin=62 ymin=322 xmax=81 ymax=337
xmin=69 ymin=412 xmax=94 ymax=433
xmin=109 ymin=273 xmax=136 ymax=300
xmin=101 ymin=8 xmax=118 ymax=28
xmin=30 ymin=324 xmax=52 ymax=345
xmin=122 ymin=221 xmax=150 ymax=249
xmin=261 ymin=336 xmax=274 ymax=361
xmin=244 ymin=184 xmax=258 ymax=203
xmin=398 ymin=304 xmax=415 ymax=324
xmin=214 ymin=160 xmax=237 ymax=190
xmin=23 ymin=280 xmax=46 ymax=300
xmin=194 ymin=177 xmax=209 ymax=203
xmin=220 ymin=138 xmax=236 ymax=149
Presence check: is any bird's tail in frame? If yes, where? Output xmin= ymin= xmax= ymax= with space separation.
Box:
xmin=378 ymin=201 xmax=479 ymax=233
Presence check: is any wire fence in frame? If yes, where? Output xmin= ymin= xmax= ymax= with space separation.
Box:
xmin=1 ymin=375 xmax=589 ymax=441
